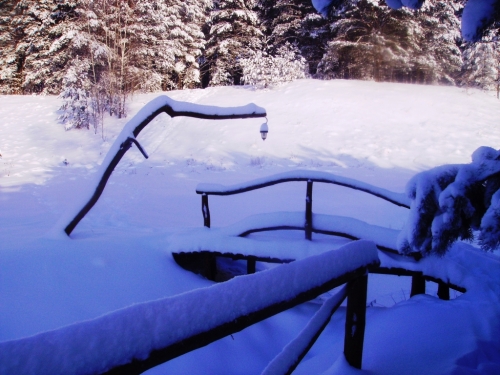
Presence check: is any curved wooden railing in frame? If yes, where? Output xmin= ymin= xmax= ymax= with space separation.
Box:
xmin=189 ymin=171 xmax=465 ymax=298
xmin=196 ymin=170 xmax=410 ymax=241
xmin=62 ymin=96 xmax=266 ymax=235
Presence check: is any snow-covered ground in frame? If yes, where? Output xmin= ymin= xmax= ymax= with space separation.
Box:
xmin=1 ymin=79 xmax=500 ymax=374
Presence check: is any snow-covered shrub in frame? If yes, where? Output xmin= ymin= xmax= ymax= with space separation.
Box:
xmin=399 ymin=146 xmax=500 ymax=256
xmin=241 ymin=43 xmax=307 ymax=88
xmin=58 ymin=59 xmax=92 ymax=130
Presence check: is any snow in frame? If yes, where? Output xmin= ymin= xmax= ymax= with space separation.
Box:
xmin=1 ymin=79 xmax=500 ymax=374
xmin=168 ymin=212 xmax=400 ymax=259
xmin=262 ymin=285 xmax=348 ymax=375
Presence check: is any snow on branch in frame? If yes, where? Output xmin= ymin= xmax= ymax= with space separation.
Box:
xmin=0 ymin=241 xmax=379 ymax=375
xmin=398 ymin=146 xmax=500 ymax=256
xmin=462 ymin=0 xmax=499 ymax=42
xmin=55 ymin=96 xmax=266 ymax=236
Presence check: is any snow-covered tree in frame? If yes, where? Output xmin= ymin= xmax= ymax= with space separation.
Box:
xmin=317 ymin=0 xmax=462 ymax=85
xmin=258 ymin=0 xmax=331 ymax=75
xmin=164 ymin=0 xmax=211 ymax=89
xmin=0 ymin=0 xmax=21 ymax=94
xmin=315 ymin=0 xmax=500 ymax=43
xmin=58 ymin=58 xmax=92 ymax=130
xmin=241 ymin=42 xmax=307 ymax=88
xmin=399 ymin=146 xmax=500 ymax=256
xmin=460 ymin=21 xmax=500 ymax=92
xmin=205 ymin=0 xmax=264 ymax=86
xmin=1 ymin=0 xmax=79 ymax=95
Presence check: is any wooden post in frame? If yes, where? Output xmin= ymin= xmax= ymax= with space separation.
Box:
xmin=305 ymin=180 xmax=313 ymax=240
xmin=437 ymin=281 xmax=450 ymax=300
xmin=202 ymin=194 xmax=210 ymax=228
xmin=344 ymin=274 xmax=368 ymax=369
xmin=247 ymin=259 xmax=256 ymax=274
xmin=410 ymin=274 xmax=425 ymax=297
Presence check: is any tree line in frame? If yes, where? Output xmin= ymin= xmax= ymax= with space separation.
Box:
xmin=0 ymin=0 xmax=498 ymax=130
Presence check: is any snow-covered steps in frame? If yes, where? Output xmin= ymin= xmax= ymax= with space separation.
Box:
xmin=168 ymin=211 xmax=401 ymax=262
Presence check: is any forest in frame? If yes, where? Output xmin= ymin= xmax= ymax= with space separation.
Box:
xmin=0 ymin=0 xmax=499 ymax=129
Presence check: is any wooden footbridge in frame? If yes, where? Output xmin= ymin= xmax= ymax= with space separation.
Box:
xmin=17 ymin=96 xmax=466 ymax=375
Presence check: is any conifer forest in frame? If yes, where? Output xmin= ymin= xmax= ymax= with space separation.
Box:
xmin=0 ymin=0 xmax=499 ymax=129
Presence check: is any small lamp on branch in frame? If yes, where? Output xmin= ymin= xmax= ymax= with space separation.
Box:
xmin=260 ymin=119 xmax=269 ymax=141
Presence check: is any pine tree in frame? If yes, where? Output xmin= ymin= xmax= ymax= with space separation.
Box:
xmin=258 ymin=0 xmax=331 ymax=75
xmin=164 ymin=0 xmax=211 ymax=89
xmin=460 ymin=20 xmax=500 ymax=92
xmin=13 ymin=0 xmax=79 ymax=94
xmin=399 ymin=146 xmax=500 ymax=256
xmin=58 ymin=57 xmax=92 ymax=130
xmin=205 ymin=0 xmax=264 ymax=86
xmin=318 ymin=0 xmax=462 ymax=84
xmin=0 ymin=0 xmax=21 ymax=94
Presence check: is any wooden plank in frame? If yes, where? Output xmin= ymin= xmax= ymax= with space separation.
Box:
xmin=247 ymin=259 xmax=256 ymax=274
xmin=202 ymin=194 xmax=210 ymax=228
xmin=262 ymin=286 xmax=348 ymax=375
xmin=410 ymin=274 xmax=426 ymax=297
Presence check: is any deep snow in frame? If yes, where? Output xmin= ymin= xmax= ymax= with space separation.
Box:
xmin=1 ymin=79 xmax=500 ymax=374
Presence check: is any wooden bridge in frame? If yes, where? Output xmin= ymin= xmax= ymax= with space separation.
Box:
xmin=33 ymin=96 xmax=467 ymax=375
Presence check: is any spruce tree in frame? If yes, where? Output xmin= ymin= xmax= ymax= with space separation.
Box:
xmin=205 ymin=0 xmax=263 ymax=86
xmin=460 ymin=20 xmax=499 ymax=92
xmin=258 ymin=0 xmax=331 ymax=75
xmin=318 ymin=0 xmax=462 ymax=84
xmin=13 ymin=0 xmax=79 ymax=94
xmin=0 ymin=0 xmax=21 ymax=94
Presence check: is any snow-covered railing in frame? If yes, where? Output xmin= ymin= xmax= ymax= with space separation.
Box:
xmin=190 ymin=171 xmax=467 ymax=299
xmin=0 ymin=241 xmax=380 ymax=375
xmin=61 ymin=96 xmax=266 ymax=236
xmin=196 ymin=170 xmax=410 ymax=240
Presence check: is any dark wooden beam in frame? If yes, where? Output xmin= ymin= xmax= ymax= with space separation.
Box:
xmin=305 ymin=180 xmax=313 ymax=240
xmin=344 ymin=274 xmax=368 ymax=369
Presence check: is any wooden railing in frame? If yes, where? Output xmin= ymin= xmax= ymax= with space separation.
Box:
xmin=100 ymin=242 xmax=380 ymax=374
xmin=189 ymin=171 xmax=465 ymax=299
xmin=0 ymin=243 xmax=381 ymax=375
xmin=196 ymin=170 xmax=410 ymax=242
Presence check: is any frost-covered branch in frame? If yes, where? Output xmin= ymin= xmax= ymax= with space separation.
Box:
xmin=60 ymin=96 xmax=266 ymax=236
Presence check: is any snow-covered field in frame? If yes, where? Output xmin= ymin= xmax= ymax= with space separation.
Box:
xmin=1 ymin=79 xmax=500 ymax=374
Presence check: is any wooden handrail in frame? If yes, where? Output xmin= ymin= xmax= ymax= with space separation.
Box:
xmin=63 ymin=96 xmax=266 ymax=235
xmin=197 ymin=170 xmax=410 ymax=207
xmin=100 ymin=242 xmax=380 ymax=374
